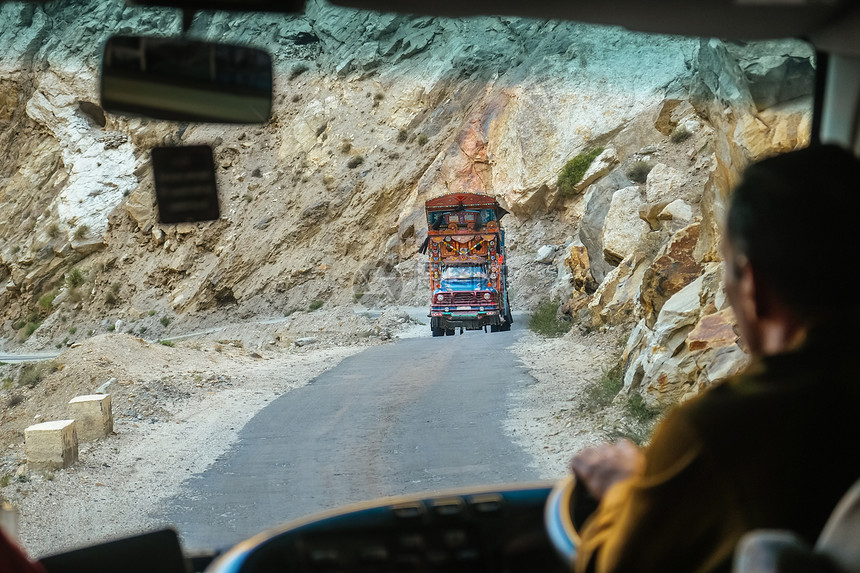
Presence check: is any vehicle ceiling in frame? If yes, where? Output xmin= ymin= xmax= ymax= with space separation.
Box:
xmin=3 ymin=0 xmax=858 ymax=51
xmin=8 ymin=0 xmax=854 ymax=56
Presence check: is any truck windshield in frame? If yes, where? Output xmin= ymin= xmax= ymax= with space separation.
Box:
xmin=439 ymin=265 xmax=489 ymax=291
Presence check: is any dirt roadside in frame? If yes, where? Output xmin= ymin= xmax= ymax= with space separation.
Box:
xmin=0 ymin=313 xmax=638 ymax=559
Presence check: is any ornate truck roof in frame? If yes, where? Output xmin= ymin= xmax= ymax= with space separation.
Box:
xmin=424 ymin=192 xmax=508 ymax=224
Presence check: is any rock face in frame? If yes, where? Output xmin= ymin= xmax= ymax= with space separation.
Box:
xmin=0 ymin=1 xmax=813 ymax=411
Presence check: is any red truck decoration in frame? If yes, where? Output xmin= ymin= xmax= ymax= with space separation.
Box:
xmin=422 ymin=192 xmax=512 ymax=336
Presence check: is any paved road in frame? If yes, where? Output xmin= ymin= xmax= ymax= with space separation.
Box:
xmin=158 ymin=326 xmax=540 ymax=551
xmin=0 ymin=353 xmax=60 ymax=364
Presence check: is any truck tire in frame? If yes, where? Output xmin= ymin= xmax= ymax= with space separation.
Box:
xmin=431 ymin=326 xmax=445 ymax=337
xmin=444 ymin=329 xmax=455 ymax=336
xmin=490 ymin=324 xmax=501 ymax=333
xmin=500 ymin=293 xmax=512 ymax=331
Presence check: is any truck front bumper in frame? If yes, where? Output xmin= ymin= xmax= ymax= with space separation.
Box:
xmin=430 ymin=308 xmax=501 ymax=329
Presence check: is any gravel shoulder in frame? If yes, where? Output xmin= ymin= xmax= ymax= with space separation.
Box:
xmin=0 ymin=313 xmax=640 ymax=559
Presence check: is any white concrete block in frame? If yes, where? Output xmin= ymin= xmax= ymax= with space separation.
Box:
xmin=24 ymin=420 xmax=78 ymax=471
xmin=68 ymin=394 xmax=113 ymax=441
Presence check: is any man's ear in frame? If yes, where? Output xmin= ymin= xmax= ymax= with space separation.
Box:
xmin=735 ymin=258 xmax=761 ymax=322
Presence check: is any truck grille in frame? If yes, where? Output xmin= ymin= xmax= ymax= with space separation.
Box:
xmin=452 ymin=292 xmax=476 ymax=304
xmin=433 ymin=292 xmax=496 ymax=307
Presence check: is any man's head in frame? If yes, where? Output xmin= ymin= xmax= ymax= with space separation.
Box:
xmin=724 ymin=145 xmax=860 ymax=355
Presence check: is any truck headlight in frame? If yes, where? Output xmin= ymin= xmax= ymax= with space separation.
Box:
xmin=436 ymin=294 xmax=444 ymax=302
xmin=483 ymin=292 xmax=491 ymax=300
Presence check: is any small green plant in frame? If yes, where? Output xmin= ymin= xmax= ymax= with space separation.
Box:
xmin=38 ymin=292 xmax=56 ymax=310
xmin=2 ymin=378 xmax=14 ymax=390
xmin=12 ymin=320 xmax=25 ymax=331
xmin=353 ymin=291 xmax=364 ymax=303
xmin=105 ymin=292 xmax=117 ymax=306
xmin=0 ymin=475 xmax=10 ymax=487
xmin=69 ymin=327 xmax=77 ymax=335
xmin=148 ymin=310 xmax=156 ymax=316
xmin=67 ymin=288 xmax=82 ymax=303
xmin=66 ymin=267 xmax=87 ymax=288
xmin=289 ymin=63 xmax=309 ymax=80
xmin=88 ymin=329 xmax=95 ymax=336
xmin=160 ymin=316 xmax=171 ymax=327
xmin=670 ymin=124 xmax=692 ymax=143
xmin=627 ymin=393 xmax=661 ymax=423
xmin=73 ymin=224 xmax=89 ymax=240
xmin=397 ymin=129 xmax=408 ymax=143
xmin=18 ymin=360 xmax=59 ymax=389
xmin=139 ymin=326 xmax=147 ymax=334
xmin=374 ymin=92 xmax=384 ymax=101
xmin=107 ymin=324 xmax=115 ymax=332
xmin=44 ymin=471 xmax=54 ymax=481
xmin=309 ymin=300 xmax=324 ymax=311
xmin=47 ymin=223 xmax=60 ymax=239
xmin=244 ymin=193 xmax=254 ymax=203
xmin=528 ymin=299 xmax=571 ymax=337
xmin=23 ymin=322 xmax=40 ymax=338
xmin=417 ymin=134 xmax=428 ymax=146
xmin=557 ymin=147 xmax=604 ymax=196
xmin=16 ymin=475 xmax=28 ymax=484
xmin=7 ymin=395 xmax=23 ymax=408
xmin=627 ymin=159 xmax=653 ymax=183
xmin=584 ymin=361 xmax=624 ymax=412
xmin=159 ymin=340 xmax=174 ymax=347
xmin=347 ymin=155 xmax=364 ymax=169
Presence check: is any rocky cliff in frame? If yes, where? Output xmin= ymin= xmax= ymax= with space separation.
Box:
xmin=0 ymin=1 xmax=813 ymax=406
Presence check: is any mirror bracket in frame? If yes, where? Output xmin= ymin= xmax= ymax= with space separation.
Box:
xmin=181 ymin=8 xmax=195 ymax=33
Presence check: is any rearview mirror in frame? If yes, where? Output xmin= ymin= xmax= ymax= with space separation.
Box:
xmin=101 ymin=36 xmax=273 ymax=123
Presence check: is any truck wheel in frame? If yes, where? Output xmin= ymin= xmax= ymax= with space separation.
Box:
xmin=490 ymin=325 xmax=501 ymax=333
xmin=444 ymin=329 xmax=455 ymax=336
xmin=500 ymin=322 xmax=511 ymax=332
xmin=431 ymin=327 xmax=445 ymax=337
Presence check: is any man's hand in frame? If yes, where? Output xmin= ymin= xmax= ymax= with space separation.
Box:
xmin=570 ymin=439 xmax=645 ymax=500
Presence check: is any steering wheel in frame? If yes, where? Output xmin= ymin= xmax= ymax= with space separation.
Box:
xmin=544 ymin=475 xmax=581 ymax=563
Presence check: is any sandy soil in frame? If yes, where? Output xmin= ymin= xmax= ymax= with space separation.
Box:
xmin=0 ymin=312 xmax=644 ymax=559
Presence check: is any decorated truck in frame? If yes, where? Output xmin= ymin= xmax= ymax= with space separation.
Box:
xmin=422 ymin=192 xmax=512 ymax=336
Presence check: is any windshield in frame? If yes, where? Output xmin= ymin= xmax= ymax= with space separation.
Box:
xmin=0 ymin=0 xmax=814 ymax=560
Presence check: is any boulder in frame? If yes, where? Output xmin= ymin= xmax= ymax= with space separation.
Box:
xmin=565 ymin=243 xmax=594 ymax=294
xmin=735 ymin=98 xmax=812 ymax=161
xmin=727 ymin=39 xmax=815 ymax=111
xmin=588 ymin=252 xmax=648 ymax=326
xmin=580 ymin=171 xmax=629 ymax=283
xmin=698 ymin=343 xmax=749 ymax=389
xmin=125 ymin=186 xmax=156 ymax=233
xmin=652 ymin=273 xmax=706 ymax=345
xmin=639 ymin=223 xmax=703 ymax=327
xmin=535 ymin=245 xmax=556 ymax=264
xmin=573 ymin=147 xmax=619 ymax=193
xmin=645 ymin=163 xmax=686 ymax=204
xmin=685 ymin=308 xmax=737 ymax=352
xmin=602 ymin=185 xmax=649 ymax=266
xmin=70 ymin=237 xmax=106 ymax=256
xmin=659 ymin=199 xmax=694 ymax=227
